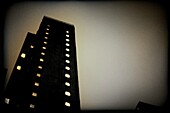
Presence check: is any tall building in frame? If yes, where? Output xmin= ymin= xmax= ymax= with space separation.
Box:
xmin=1 ymin=16 xmax=80 ymax=112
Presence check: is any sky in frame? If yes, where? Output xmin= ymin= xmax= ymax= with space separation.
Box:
xmin=4 ymin=1 xmax=168 ymax=110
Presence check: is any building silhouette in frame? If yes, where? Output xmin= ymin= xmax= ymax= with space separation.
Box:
xmin=1 ymin=16 xmax=80 ymax=113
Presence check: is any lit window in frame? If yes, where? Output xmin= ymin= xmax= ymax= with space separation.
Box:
xmin=32 ymin=92 xmax=37 ymax=97
xmin=30 ymin=104 xmax=35 ymax=108
xmin=5 ymin=98 xmax=10 ymax=104
xmin=17 ymin=66 xmax=21 ymax=70
xmin=45 ymin=36 xmax=48 ymax=39
xmin=47 ymin=25 xmax=50 ymax=27
xmin=66 ymin=60 xmax=70 ymax=63
xmin=65 ymin=74 xmax=70 ymax=78
xmin=42 ymin=47 xmax=46 ymax=49
xmin=21 ymin=53 xmax=26 ymax=58
xmin=66 ymin=34 xmax=69 ymax=37
xmin=65 ymin=102 xmax=70 ymax=107
xmin=65 ymin=66 xmax=70 ymax=70
xmin=66 ymin=48 xmax=70 ymax=52
xmin=34 ymin=82 xmax=39 ymax=86
xmin=44 ymin=41 xmax=47 ymax=44
xmin=65 ymin=54 xmax=70 ymax=57
xmin=36 ymin=73 xmax=41 ymax=77
xmin=66 ymin=31 xmax=69 ymax=33
xmin=38 ymin=66 xmax=42 ymax=69
xmin=46 ymin=28 xmax=49 ymax=31
xmin=65 ymin=91 xmax=71 ymax=96
xmin=66 ymin=43 xmax=70 ymax=46
xmin=66 ymin=39 xmax=70 ymax=42
xmin=41 ymin=52 xmax=45 ymax=55
xmin=30 ymin=45 xmax=34 ymax=48
xmin=45 ymin=32 xmax=49 ymax=35
xmin=40 ymin=58 xmax=44 ymax=62
xmin=65 ymin=82 xmax=70 ymax=87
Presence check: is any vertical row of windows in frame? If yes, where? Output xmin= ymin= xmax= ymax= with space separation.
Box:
xmin=29 ymin=24 xmax=50 ymax=109
xmin=64 ymin=30 xmax=71 ymax=108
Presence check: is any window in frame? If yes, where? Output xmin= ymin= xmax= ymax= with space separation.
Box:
xmin=34 ymin=82 xmax=39 ymax=86
xmin=30 ymin=104 xmax=35 ymax=108
xmin=36 ymin=73 xmax=41 ymax=77
xmin=65 ymin=82 xmax=70 ymax=87
xmin=17 ymin=66 xmax=21 ymax=70
xmin=65 ymin=102 xmax=70 ymax=107
xmin=65 ymin=74 xmax=70 ymax=78
xmin=65 ymin=91 xmax=71 ymax=96
xmin=32 ymin=92 xmax=37 ymax=97
xmin=21 ymin=53 xmax=26 ymax=58
xmin=5 ymin=98 xmax=10 ymax=104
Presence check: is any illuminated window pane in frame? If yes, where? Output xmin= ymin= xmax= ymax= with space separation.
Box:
xmin=46 ymin=28 xmax=49 ymax=30
xmin=65 ymin=60 xmax=70 ymax=63
xmin=66 ymin=31 xmax=69 ymax=33
xmin=32 ymin=92 xmax=37 ymax=97
xmin=21 ymin=53 xmax=26 ymax=58
xmin=65 ymin=54 xmax=70 ymax=57
xmin=17 ymin=66 xmax=21 ymax=70
xmin=65 ymin=102 xmax=70 ymax=107
xmin=40 ymin=58 xmax=44 ymax=62
xmin=65 ymin=74 xmax=70 ymax=78
xmin=34 ymin=82 xmax=39 ymax=86
xmin=30 ymin=104 xmax=35 ymax=108
xmin=45 ymin=36 xmax=48 ymax=39
xmin=66 ymin=34 xmax=69 ymax=37
xmin=65 ymin=91 xmax=71 ymax=96
xmin=36 ymin=73 xmax=41 ymax=77
xmin=66 ymin=43 xmax=70 ymax=46
xmin=45 ymin=32 xmax=49 ymax=35
xmin=66 ymin=39 xmax=70 ymax=42
xmin=5 ymin=98 xmax=10 ymax=104
xmin=42 ymin=47 xmax=46 ymax=49
xmin=47 ymin=25 xmax=50 ymax=27
xmin=44 ymin=41 xmax=47 ymax=44
xmin=41 ymin=52 xmax=45 ymax=55
xmin=66 ymin=48 xmax=70 ymax=52
xmin=65 ymin=66 xmax=70 ymax=70
xmin=65 ymin=82 xmax=70 ymax=87
xmin=38 ymin=66 xmax=42 ymax=69
xmin=30 ymin=45 xmax=34 ymax=48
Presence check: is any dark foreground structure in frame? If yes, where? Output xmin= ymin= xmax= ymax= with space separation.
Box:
xmin=1 ymin=16 xmax=80 ymax=113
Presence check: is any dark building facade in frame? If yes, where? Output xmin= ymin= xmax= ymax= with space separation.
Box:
xmin=1 ymin=16 xmax=80 ymax=112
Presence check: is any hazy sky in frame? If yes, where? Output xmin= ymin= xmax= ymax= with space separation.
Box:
xmin=4 ymin=1 xmax=168 ymax=110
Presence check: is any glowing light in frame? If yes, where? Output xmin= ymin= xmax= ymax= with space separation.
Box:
xmin=65 ymin=102 xmax=70 ymax=107
xmin=66 ymin=48 xmax=70 ymax=52
xmin=65 ymin=91 xmax=71 ymax=96
xmin=46 ymin=28 xmax=49 ymax=30
xmin=66 ymin=43 xmax=70 ymax=46
xmin=17 ymin=66 xmax=21 ymax=70
xmin=65 ymin=66 xmax=70 ymax=70
xmin=45 ymin=32 xmax=49 ymax=35
xmin=65 ymin=54 xmax=70 ymax=57
xmin=65 ymin=82 xmax=70 ymax=87
xmin=42 ymin=47 xmax=46 ymax=49
xmin=65 ymin=74 xmax=70 ymax=78
xmin=66 ymin=34 xmax=69 ymax=37
xmin=66 ymin=60 xmax=70 ymax=63
xmin=30 ymin=104 xmax=35 ymax=108
xmin=44 ymin=41 xmax=47 ymax=44
xmin=5 ymin=98 xmax=10 ymax=104
xmin=21 ymin=53 xmax=26 ymax=58
xmin=44 ymin=36 xmax=48 ymax=39
xmin=66 ymin=39 xmax=70 ymax=42
xmin=40 ymin=58 xmax=44 ymax=62
xmin=34 ymin=82 xmax=39 ymax=86
xmin=41 ymin=52 xmax=45 ymax=55
xmin=66 ymin=31 xmax=69 ymax=33
xmin=38 ymin=66 xmax=42 ymax=69
xmin=30 ymin=45 xmax=34 ymax=48
xmin=47 ymin=25 xmax=50 ymax=27
xmin=36 ymin=73 xmax=41 ymax=77
xmin=32 ymin=92 xmax=37 ymax=97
